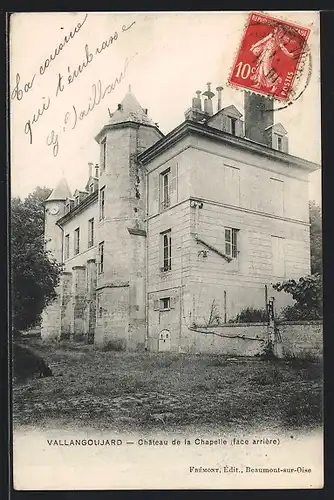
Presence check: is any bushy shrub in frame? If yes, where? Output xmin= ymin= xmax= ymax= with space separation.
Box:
xmin=273 ymin=274 xmax=322 ymax=320
xmin=229 ymin=307 xmax=268 ymax=323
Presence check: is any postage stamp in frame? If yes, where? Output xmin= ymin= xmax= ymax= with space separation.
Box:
xmin=228 ymin=12 xmax=311 ymax=101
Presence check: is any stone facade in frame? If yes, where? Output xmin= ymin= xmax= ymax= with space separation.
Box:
xmin=41 ymin=87 xmax=320 ymax=351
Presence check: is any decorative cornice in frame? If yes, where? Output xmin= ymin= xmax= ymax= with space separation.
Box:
xmin=57 ymin=190 xmax=98 ymax=225
xmin=138 ymin=120 xmax=320 ymax=172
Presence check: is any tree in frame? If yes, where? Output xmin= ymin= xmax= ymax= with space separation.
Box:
xmin=309 ymin=200 xmax=322 ymax=275
xmin=11 ymin=187 xmax=62 ymax=336
xmin=273 ymin=274 xmax=322 ymax=320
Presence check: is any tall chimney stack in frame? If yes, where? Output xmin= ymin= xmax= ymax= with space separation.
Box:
xmin=192 ymin=90 xmax=202 ymax=111
xmin=88 ymin=162 xmax=93 ymax=178
xmin=95 ymin=164 xmax=99 ymax=178
xmin=244 ymin=92 xmax=274 ymax=146
xmin=216 ymin=86 xmax=223 ymax=112
xmin=202 ymin=82 xmax=215 ymax=116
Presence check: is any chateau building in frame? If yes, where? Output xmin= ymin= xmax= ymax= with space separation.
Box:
xmin=42 ymin=85 xmax=319 ymax=351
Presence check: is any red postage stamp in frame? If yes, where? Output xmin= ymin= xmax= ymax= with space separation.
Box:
xmin=228 ymin=12 xmax=311 ymax=101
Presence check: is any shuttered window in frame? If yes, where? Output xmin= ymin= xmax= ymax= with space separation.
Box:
xmin=270 ymin=178 xmax=284 ymax=216
xmin=225 ymin=227 xmax=238 ymax=258
xmin=88 ymin=218 xmax=94 ymax=248
xmin=160 ymin=168 xmax=170 ymax=210
xmin=64 ymin=234 xmax=70 ymax=260
xmin=160 ymin=229 xmax=171 ymax=272
xmin=74 ymin=228 xmax=80 ymax=255
xmin=98 ymin=241 xmax=104 ymax=274
xmin=101 ymin=139 xmax=106 ymax=172
xmin=99 ymin=187 xmax=105 ymax=220
xmin=224 ymin=165 xmax=240 ymax=206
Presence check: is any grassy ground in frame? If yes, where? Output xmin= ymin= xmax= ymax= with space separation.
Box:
xmin=12 ymin=339 xmax=323 ymax=433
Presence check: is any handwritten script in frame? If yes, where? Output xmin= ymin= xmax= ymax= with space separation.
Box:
xmin=46 ymin=53 xmax=138 ymax=157
xmin=11 ymin=14 xmax=137 ymax=156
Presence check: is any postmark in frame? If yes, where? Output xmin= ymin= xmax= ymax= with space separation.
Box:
xmin=228 ymin=12 xmax=311 ymax=102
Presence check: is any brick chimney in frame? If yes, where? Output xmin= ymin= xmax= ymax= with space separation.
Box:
xmin=202 ymin=82 xmax=215 ymax=116
xmin=244 ymin=92 xmax=274 ymax=146
xmin=192 ymin=90 xmax=202 ymax=111
xmin=185 ymin=90 xmax=207 ymax=122
xmin=216 ymin=86 xmax=223 ymax=112
xmin=88 ymin=162 xmax=93 ymax=178
xmin=95 ymin=164 xmax=99 ymax=178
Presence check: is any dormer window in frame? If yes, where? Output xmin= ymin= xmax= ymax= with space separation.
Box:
xmin=277 ymin=135 xmax=283 ymax=151
xmin=268 ymin=124 xmax=288 ymax=152
xmin=229 ymin=117 xmax=237 ymax=136
xmin=89 ymin=183 xmax=95 ymax=194
xmin=75 ymin=195 xmax=80 ymax=206
xmin=65 ymin=201 xmax=71 ymax=214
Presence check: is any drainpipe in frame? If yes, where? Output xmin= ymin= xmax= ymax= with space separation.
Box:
xmin=144 ymin=161 xmax=149 ymax=351
xmin=264 ymin=284 xmax=268 ymax=322
xmin=224 ymin=290 xmax=227 ymax=323
xmin=55 ymin=220 xmax=64 ymax=265
xmin=195 ymin=203 xmax=199 ymax=237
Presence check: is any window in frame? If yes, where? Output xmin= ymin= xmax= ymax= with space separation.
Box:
xmin=64 ymin=234 xmax=70 ymax=259
xmin=225 ymin=228 xmax=238 ymax=258
xmin=89 ymin=183 xmax=95 ymax=194
xmin=98 ymin=241 xmax=104 ymax=274
xmin=160 ymin=169 xmax=170 ymax=210
xmin=101 ymin=139 xmax=106 ymax=171
xmin=272 ymin=236 xmax=285 ymax=277
xmin=270 ymin=178 xmax=284 ymax=216
xmin=229 ymin=117 xmax=237 ymax=135
xmin=99 ymin=187 xmax=105 ymax=220
xmin=160 ymin=297 xmax=170 ymax=311
xmin=75 ymin=195 xmax=80 ymax=206
xmin=224 ymin=165 xmax=240 ymax=206
xmin=74 ymin=227 xmax=80 ymax=255
xmin=161 ymin=230 xmax=172 ymax=272
xmin=277 ymin=135 xmax=283 ymax=151
xmin=88 ymin=218 xmax=94 ymax=248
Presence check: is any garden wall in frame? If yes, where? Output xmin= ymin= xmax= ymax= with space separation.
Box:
xmin=183 ymin=320 xmax=322 ymax=358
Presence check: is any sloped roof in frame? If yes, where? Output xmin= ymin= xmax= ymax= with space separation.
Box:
xmin=46 ymin=178 xmax=71 ymax=202
xmin=265 ymin=122 xmax=288 ymax=135
xmin=220 ymin=105 xmax=243 ymax=118
xmin=108 ymin=89 xmax=156 ymax=126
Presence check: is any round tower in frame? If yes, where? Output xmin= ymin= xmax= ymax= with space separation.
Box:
xmin=94 ymin=87 xmax=163 ymax=348
xmin=44 ymin=178 xmax=71 ymax=263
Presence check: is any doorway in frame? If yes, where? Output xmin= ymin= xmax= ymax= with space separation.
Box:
xmin=158 ymin=329 xmax=171 ymax=352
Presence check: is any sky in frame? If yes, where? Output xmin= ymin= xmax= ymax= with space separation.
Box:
xmin=10 ymin=11 xmax=321 ymax=204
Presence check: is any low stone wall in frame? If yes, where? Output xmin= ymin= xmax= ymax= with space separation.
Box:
xmin=278 ymin=321 xmax=323 ymax=359
xmin=184 ymin=321 xmax=323 ymax=358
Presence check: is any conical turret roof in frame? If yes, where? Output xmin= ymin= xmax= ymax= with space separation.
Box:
xmin=46 ymin=177 xmax=71 ymax=202
xmin=108 ymin=88 xmax=155 ymax=126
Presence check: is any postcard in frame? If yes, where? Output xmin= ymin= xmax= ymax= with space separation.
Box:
xmin=10 ymin=11 xmax=323 ymax=490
